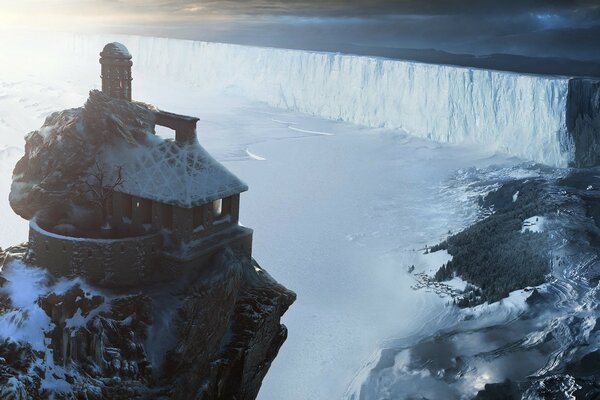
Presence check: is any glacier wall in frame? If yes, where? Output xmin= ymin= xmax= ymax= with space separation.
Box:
xmin=567 ymin=79 xmax=600 ymax=167
xmin=53 ymin=34 xmax=600 ymax=167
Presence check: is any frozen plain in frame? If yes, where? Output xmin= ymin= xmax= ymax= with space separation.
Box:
xmin=0 ymin=32 xmax=537 ymax=399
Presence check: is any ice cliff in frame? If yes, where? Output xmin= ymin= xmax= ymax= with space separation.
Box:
xmin=62 ymin=34 xmax=600 ymax=168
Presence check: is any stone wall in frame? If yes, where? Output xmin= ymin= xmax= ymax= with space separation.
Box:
xmin=28 ymin=219 xmax=163 ymax=287
xmin=27 ymin=219 xmax=253 ymax=289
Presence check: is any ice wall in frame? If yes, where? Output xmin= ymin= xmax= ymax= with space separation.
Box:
xmin=51 ymin=34 xmax=600 ymax=167
xmin=567 ymin=79 xmax=600 ymax=167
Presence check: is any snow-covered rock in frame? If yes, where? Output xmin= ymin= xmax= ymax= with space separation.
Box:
xmin=0 ymin=246 xmax=295 ymax=399
xmin=522 ymin=216 xmax=547 ymax=233
xmin=9 ymin=90 xmax=157 ymax=222
xmin=11 ymin=89 xmax=247 ymax=224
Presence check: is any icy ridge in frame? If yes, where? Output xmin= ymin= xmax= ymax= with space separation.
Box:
xmin=68 ymin=34 xmax=579 ymax=166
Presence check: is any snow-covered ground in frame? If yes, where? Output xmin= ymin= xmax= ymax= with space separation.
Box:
xmin=0 ymin=260 xmax=111 ymax=392
xmin=0 ymin=32 xmax=532 ymax=399
xmin=522 ymin=216 xmax=547 ymax=233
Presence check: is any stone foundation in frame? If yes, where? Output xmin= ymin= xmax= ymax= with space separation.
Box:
xmin=27 ymin=219 xmax=253 ymax=288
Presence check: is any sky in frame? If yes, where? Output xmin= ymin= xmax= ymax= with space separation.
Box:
xmin=3 ymin=0 xmax=599 ymax=20
xmin=3 ymin=0 xmax=600 ymax=66
xmin=3 ymin=0 xmax=600 ymax=20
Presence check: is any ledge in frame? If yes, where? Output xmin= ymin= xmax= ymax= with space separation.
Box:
xmin=30 ymin=218 xmax=161 ymax=244
xmin=163 ymin=226 xmax=253 ymax=262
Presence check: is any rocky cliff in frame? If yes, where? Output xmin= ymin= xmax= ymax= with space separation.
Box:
xmin=0 ymin=246 xmax=294 ymax=399
xmin=2 ymin=91 xmax=295 ymax=399
xmin=10 ymin=90 xmax=157 ymax=223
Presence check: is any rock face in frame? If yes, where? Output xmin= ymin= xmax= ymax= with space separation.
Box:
xmin=0 ymin=246 xmax=295 ymax=399
xmin=567 ymin=78 xmax=600 ymax=167
xmin=10 ymin=90 xmax=156 ymax=222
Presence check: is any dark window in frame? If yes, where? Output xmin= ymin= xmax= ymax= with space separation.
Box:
xmin=137 ymin=198 xmax=152 ymax=224
xmin=221 ymin=197 xmax=232 ymax=218
xmin=213 ymin=198 xmax=232 ymax=222
xmin=162 ymin=204 xmax=173 ymax=229
xmin=107 ymin=192 xmax=114 ymax=217
xmin=122 ymin=194 xmax=133 ymax=220
xmin=193 ymin=206 xmax=204 ymax=229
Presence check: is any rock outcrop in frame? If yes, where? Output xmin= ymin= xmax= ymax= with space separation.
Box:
xmin=0 ymin=246 xmax=294 ymax=399
xmin=2 ymin=90 xmax=295 ymax=398
xmin=10 ymin=90 xmax=156 ymax=222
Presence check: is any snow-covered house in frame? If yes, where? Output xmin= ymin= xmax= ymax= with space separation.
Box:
xmin=101 ymin=42 xmax=252 ymax=251
xmin=27 ymin=43 xmax=253 ymax=287
xmin=107 ymin=122 xmax=252 ymax=256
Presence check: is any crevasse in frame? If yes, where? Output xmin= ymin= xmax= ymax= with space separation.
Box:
xmin=67 ymin=34 xmax=600 ymax=168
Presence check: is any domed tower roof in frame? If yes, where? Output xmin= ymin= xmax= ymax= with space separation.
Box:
xmin=100 ymin=42 xmax=132 ymax=59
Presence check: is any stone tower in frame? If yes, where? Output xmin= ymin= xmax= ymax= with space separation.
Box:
xmin=99 ymin=42 xmax=133 ymax=101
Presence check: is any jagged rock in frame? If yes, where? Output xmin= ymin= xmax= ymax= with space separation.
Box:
xmin=525 ymin=288 xmax=545 ymax=306
xmin=475 ymin=379 xmax=521 ymax=399
xmin=9 ymin=90 xmax=156 ymax=221
xmin=0 ymin=377 xmax=28 ymax=400
xmin=523 ymin=375 xmax=581 ymax=399
xmin=0 ymin=247 xmax=294 ymax=399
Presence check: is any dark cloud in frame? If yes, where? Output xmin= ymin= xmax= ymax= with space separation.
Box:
xmin=12 ymin=0 xmax=599 ymax=73
xmin=80 ymin=0 xmax=600 ymax=20
xmin=143 ymin=0 xmax=600 ymax=17
xmin=105 ymin=1 xmax=600 ymax=67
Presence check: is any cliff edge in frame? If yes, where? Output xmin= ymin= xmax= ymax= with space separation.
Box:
xmin=1 ymin=90 xmax=295 ymax=399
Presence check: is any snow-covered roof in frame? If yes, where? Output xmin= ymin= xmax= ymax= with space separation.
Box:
xmin=110 ymin=140 xmax=248 ymax=208
xmin=100 ymin=42 xmax=131 ymax=59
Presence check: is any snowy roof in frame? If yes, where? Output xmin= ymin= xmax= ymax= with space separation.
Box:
xmin=110 ymin=140 xmax=248 ymax=208
xmin=100 ymin=42 xmax=132 ymax=59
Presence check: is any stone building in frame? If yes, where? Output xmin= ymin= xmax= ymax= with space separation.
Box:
xmin=28 ymin=43 xmax=253 ymax=287
xmin=99 ymin=42 xmax=133 ymax=101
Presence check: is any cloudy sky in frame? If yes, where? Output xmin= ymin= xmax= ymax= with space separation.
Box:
xmin=4 ymin=0 xmax=599 ymax=19
xmin=3 ymin=0 xmax=600 ymax=64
